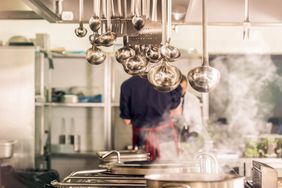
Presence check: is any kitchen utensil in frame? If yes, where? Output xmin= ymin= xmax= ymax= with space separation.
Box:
xmin=187 ymin=0 xmax=220 ymax=93
xmin=152 ymin=0 xmax=158 ymax=21
xmin=89 ymin=32 xmax=100 ymax=45
xmin=146 ymin=0 xmax=151 ymax=20
xmin=75 ymin=0 xmax=87 ymax=37
xmin=160 ymin=39 xmax=181 ymax=62
xmin=98 ymin=0 xmax=117 ymax=47
xmin=243 ymin=0 xmax=250 ymax=40
xmin=86 ymin=45 xmax=106 ymax=65
xmin=115 ymin=47 xmax=135 ymax=63
xmin=115 ymin=37 xmax=135 ymax=64
xmin=89 ymin=0 xmax=101 ymax=32
xmin=139 ymin=61 xmax=161 ymax=79
xmin=147 ymin=60 xmax=181 ymax=92
xmin=147 ymin=0 xmax=181 ymax=92
xmin=122 ymin=46 xmax=148 ymax=75
xmin=146 ymin=45 xmax=162 ymax=63
xmin=132 ymin=0 xmax=145 ymax=31
xmin=160 ymin=0 xmax=180 ymax=62
xmin=145 ymin=173 xmax=244 ymax=188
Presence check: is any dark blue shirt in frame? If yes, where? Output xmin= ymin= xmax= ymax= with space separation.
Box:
xmin=119 ymin=76 xmax=182 ymax=128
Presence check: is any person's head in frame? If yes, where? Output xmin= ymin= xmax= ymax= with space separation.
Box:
xmin=180 ymin=74 xmax=188 ymax=96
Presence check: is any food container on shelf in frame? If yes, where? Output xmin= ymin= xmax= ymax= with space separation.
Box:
xmin=0 ymin=140 xmax=16 ymax=159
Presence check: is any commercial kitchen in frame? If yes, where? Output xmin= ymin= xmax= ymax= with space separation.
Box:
xmin=1 ymin=0 xmax=282 ymax=187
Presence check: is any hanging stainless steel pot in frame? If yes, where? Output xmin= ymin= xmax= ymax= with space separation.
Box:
xmin=148 ymin=60 xmax=181 ymax=92
xmin=145 ymin=173 xmax=245 ymax=188
xmin=86 ymin=45 xmax=106 ymax=65
xmin=187 ymin=0 xmax=220 ymax=93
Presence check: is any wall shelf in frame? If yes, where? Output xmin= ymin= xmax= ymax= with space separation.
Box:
xmin=36 ymin=102 xmax=105 ymax=107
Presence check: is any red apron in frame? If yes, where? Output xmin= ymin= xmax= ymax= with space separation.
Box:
xmin=132 ymin=119 xmax=179 ymax=161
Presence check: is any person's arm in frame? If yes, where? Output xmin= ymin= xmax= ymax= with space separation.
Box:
xmin=169 ymin=85 xmax=182 ymax=110
xmin=119 ymin=83 xmax=132 ymax=125
xmin=123 ymin=119 xmax=131 ymax=125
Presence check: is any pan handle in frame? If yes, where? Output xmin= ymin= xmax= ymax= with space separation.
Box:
xmin=162 ymin=183 xmax=191 ymax=188
xmin=101 ymin=150 xmax=122 ymax=163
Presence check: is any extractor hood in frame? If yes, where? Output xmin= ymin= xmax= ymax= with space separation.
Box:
xmin=19 ymin=0 xmax=282 ymax=25
xmin=0 ymin=0 xmax=42 ymax=19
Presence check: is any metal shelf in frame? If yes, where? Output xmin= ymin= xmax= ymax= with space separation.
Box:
xmin=35 ymin=102 xmax=105 ymax=108
xmin=51 ymin=53 xmax=86 ymax=59
xmin=50 ymin=151 xmax=98 ymax=158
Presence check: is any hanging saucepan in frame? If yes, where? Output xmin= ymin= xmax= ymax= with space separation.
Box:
xmin=86 ymin=45 xmax=106 ymax=65
xmin=97 ymin=0 xmax=117 ymax=47
xmin=75 ymin=0 xmax=87 ymax=37
xmin=115 ymin=36 xmax=136 ymax=64
xmin=122 ymin=46 xmax=148 ymax=75
xmin=187 ymin=0 xmax=220 ymax=93
xmin=147 ymin=60 xmax=181 ymax=92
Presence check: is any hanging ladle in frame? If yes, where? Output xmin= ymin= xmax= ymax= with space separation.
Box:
xmin=122 ymin=45 xmax=148 ymax=75
xmin=243 ymin=0 xmax=250 ymax=40
xmin=146 ymin=45 xmax=162 ymax=63
xmin=159 ymin=0 xmax=180 ymax=62
xmin=139 ymin=61 xmax=161 ymax=79
xmin=86 ymin=45 xmax=106 ymax=65
xmin=89 ymin=0 xmax=101 ymax=32
xmin=75 ymin=0 xmax=87 ymax=37
xmin=147 ymin=59 xmax=181 ymax=92
xmin=115 ymin=36 xmax=136 ymax=64
xmin=98 ymin=0 xmax=117 ymax=47
xmin=187 ymin=0 xmax=220 ymax=93
xmin=132 ymin=0 xmax=145 ymax=31
xmin=148 ymin=0 xmax=182 ymax=92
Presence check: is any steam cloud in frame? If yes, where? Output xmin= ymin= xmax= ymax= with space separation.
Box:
xmin=209 ymin=54 xmax=282 ymax=151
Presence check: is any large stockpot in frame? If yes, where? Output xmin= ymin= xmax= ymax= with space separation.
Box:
xmin=145 ymin=173 xmax=245 ymax=188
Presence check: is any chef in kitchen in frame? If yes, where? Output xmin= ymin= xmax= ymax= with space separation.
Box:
xmin=119 ymin=75 xmax=182 ymax=161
